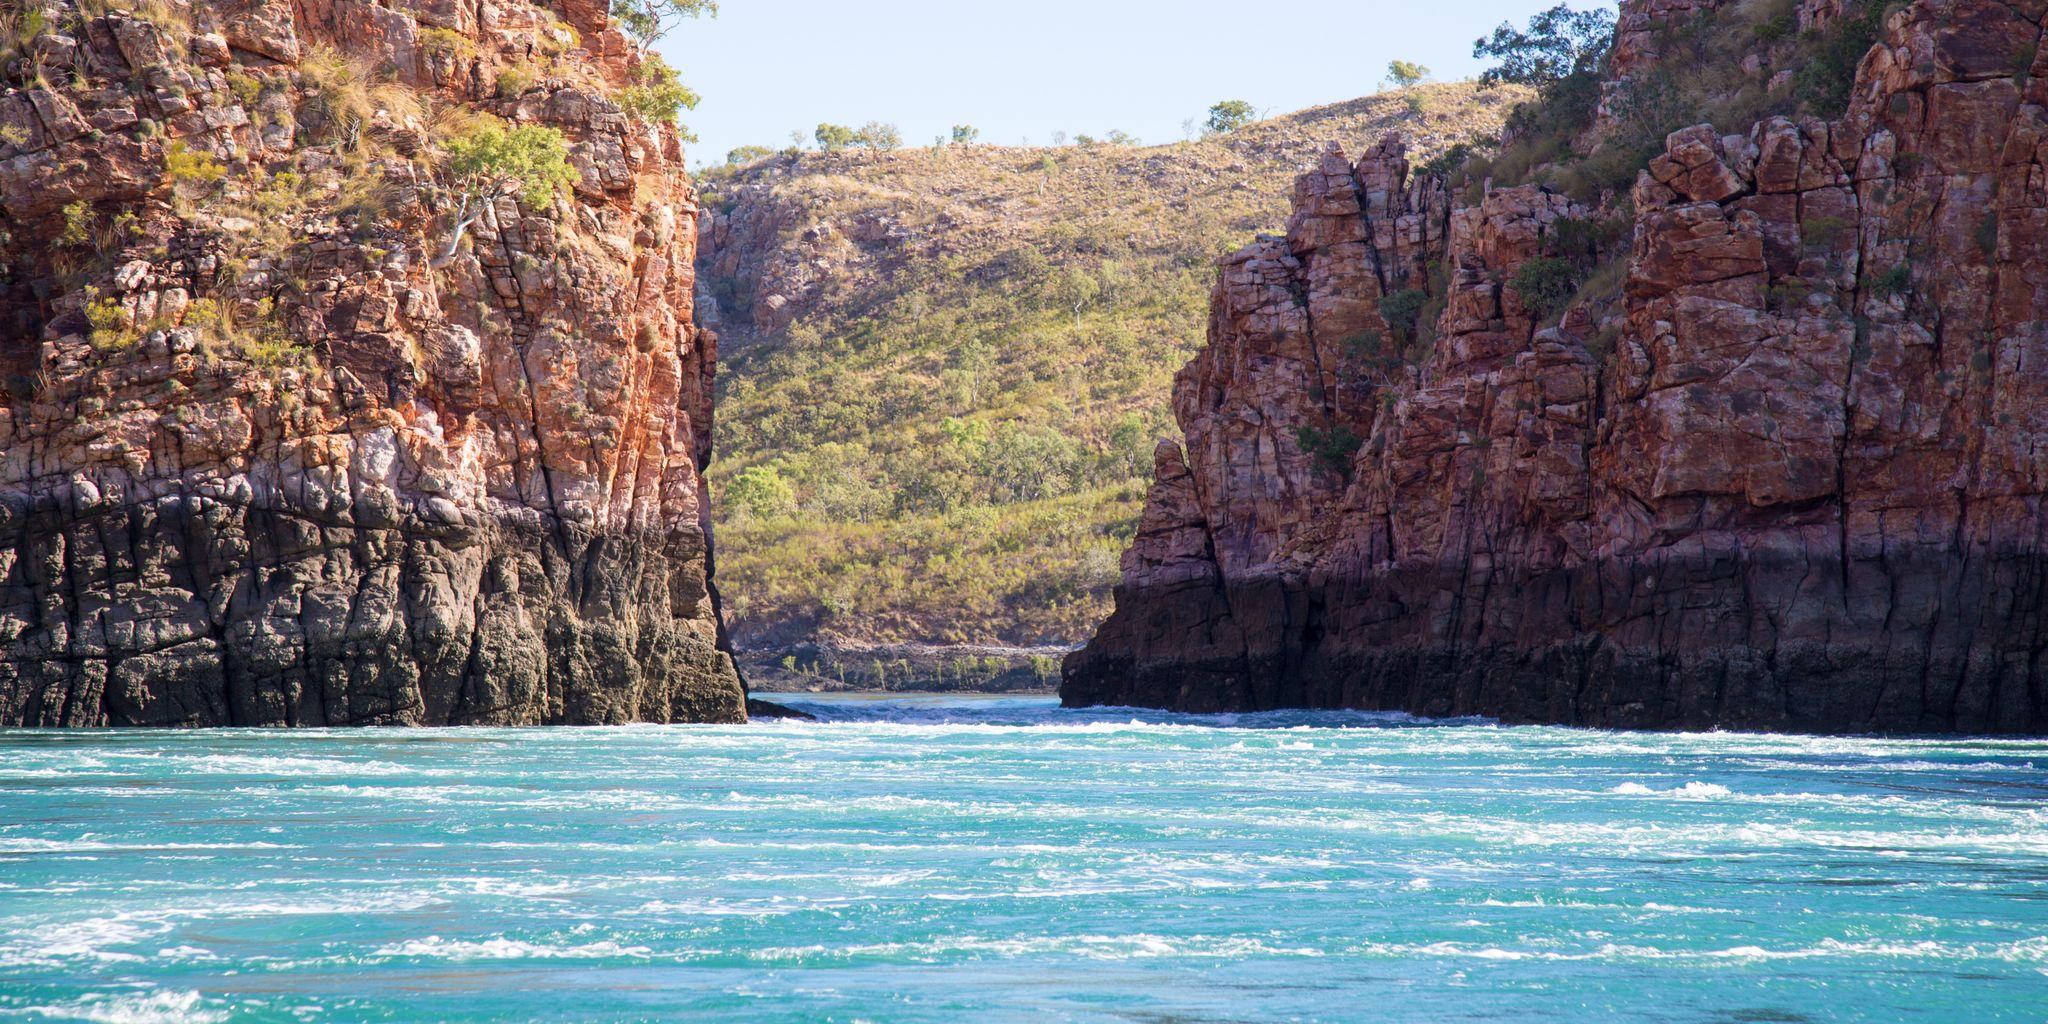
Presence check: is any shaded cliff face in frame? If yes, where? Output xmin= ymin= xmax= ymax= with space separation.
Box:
xmin=0 ymin=0 xmax=744 ymax=724
xmin=1067 ymin=0 xmax=2048 ymax=735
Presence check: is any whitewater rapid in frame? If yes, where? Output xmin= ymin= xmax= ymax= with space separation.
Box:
xmin=0 ymin=694 xmax=2042 ymax=1022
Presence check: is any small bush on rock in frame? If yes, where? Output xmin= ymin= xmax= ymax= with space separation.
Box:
xmin=1510 ymin=256 xmax=1579 ymax=322
xmin=617 ymin=54 xmax=700 ymax=137
xmin=434 ymin=120 xmax=578 ymax=261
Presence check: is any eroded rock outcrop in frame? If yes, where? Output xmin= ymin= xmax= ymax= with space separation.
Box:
xmin=0 ymin=0 xmax=745 ymax=724
xmin=1067 ymin=0 xmax=2048 ymax=734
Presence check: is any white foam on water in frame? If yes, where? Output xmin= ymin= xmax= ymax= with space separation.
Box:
xmin=111 ymin=754 xmax=430 ymax=778
xmin=153 ymin=946 xmax=216 ymax=962
xmin=0 ymin=839 xmax=293 ymax=855
xmin=1674 ymin=782 xmax=1732 ymax=799
xmin=371 ymin=936 xmax=653 ymax=961
xmin=748 ymin=933 xmax=1327 ymax=963
xmin=1334 ymin=935 xmax=2048 ymax=964
xmin=465 ymin=878 xmax=580 ymax=900
xmin=0 ymin=916 xmax=169 ymax=967
xmin=1604 ymin=781 xmax=1729 ymax=798
xmin=6 ymin=989 xmax=224 ymax=1024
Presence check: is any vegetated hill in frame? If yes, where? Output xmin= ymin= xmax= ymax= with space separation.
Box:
xmin=696 ymin=83 xmax=1528 ymax=666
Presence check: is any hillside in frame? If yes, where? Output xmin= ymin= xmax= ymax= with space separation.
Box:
xmin=695 ymin=83 xmax=1528 ymax=667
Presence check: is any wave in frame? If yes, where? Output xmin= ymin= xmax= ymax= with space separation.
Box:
xmin=1608 ymin=781 xmax=1732 ymax=798
xmin=747 ymin=932 xmax=1328 ymax=963
xmin=370 ymin=936 xmax=653 ymax=961
xmin=2 ymin=990 xmax=225 ymax=1024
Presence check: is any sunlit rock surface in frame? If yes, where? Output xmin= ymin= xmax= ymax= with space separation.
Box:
xmin=0 ymin=0 xmax=744 ymax=724
xmin=1068 ymin=0 xmax=2048 ymax=734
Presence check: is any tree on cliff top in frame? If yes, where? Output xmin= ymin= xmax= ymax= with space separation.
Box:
xmin=815 ymin=123 xmax=857 ymax=151
xmin=814 ymin=122 xmax=903 ymax=152
xmin=1204 ymin=100 xmax=1256 ymax=136
xmin=1385 ymin=60 xmax=1431 ymax=90
xmin=611 ymin=0 xmax=715 ymax=42
xmin=617 ymin=53 xmax=702 ymax=138
xmin=435 ymin=121 xmax=578 ymax=263
xmin=1473 ymin=3 xmax=1614 ymax=87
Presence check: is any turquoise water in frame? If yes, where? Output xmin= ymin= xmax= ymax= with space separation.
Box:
xmin=0 ymin=695 xmax=2044 ymax=1023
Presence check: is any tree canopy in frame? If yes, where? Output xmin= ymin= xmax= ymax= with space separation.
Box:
xmin=617 ymin=54 xmax=701 ymax=129
xmin=1473 ymin=3 xmax=1615 ymax=87
xmin=610 ymin=0 xmax=715 ymax=42
xmin=1204 ymin=100 xmax=1256 ymax=136
xmin=1385 ymin=60 xmax=1431 ymax=89
xmin=815 ymin=122 xmax=903 ymax=152
xmin=435 ymin=121 xmax=577 ymax=260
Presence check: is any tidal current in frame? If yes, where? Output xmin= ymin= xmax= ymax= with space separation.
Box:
xmin=0 ymin=694 xmax=2043 ymax=1022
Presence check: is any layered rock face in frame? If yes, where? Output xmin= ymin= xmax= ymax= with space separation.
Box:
xmin=0 ymin=0 xmax=745 ymax=724
xmin=1067 ymin=0 xmax=2048 ymax=734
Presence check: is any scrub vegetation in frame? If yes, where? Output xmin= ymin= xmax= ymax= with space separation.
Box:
xmin=697 ymin=84 xmax=1528 ymax=648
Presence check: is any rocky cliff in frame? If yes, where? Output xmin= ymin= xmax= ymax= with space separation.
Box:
xmin=1066 ymin=0 xmax=2048 ymax=734
xmin=0 ymin=0 xmax=745 ymax=724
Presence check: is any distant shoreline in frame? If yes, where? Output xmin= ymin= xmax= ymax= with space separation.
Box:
xmin=738 ymin=643 xmax=1079 ymax=694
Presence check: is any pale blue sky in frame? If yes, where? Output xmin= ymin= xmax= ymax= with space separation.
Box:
xmin=658 ymin=1 xmax=1617 ymax=168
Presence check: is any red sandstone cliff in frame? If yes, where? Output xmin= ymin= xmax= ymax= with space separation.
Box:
xmin=1066 ymin=0 xmax=2048 ymax=734
xmin=0 ymin=0 xmax=744 ymax=723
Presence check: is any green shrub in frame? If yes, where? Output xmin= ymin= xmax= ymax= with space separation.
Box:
xmin=1791 ymin=2 xmax=1887 ymax=117
xmin=224 ymin=70 xmax=263 ymax=107
xmin=815 ymin=122 xmax=856 ymax=151
xmin=853 ymin=121 xmax=902 ymax=151
xmin=494 ymin=64 xmax=538 ymax=98
xmin=1870 ymin=263 xmax=1912 ymax=299
xmin=1379 ymin=288 xmax=1431 ymax=343
xmin=1386 ymin=60 xmax=1430 ymax=89
xmin=59 ymin=201 xmax=91 ymax=247
xmin=616 ymin=54 xmax=700 ymax=136
xmin=1417 ymin=143 xmax=1474 ymax=181
xmin=1204 ymin=99 xmax=1256 ymax=136
xmin=1295 ymin=423 xmax=1363 ymax=479
xmin=435 ymin=120 xmax=578 ymax=259
xmin=185 ymin=296 xmax=303 ymax=367
xmin=728 ymin=464 xmax=797 ymax=519
xmin=84 ymin=289 xmax=139 ymax=352
xmin=1510 ymin=256 xmax=1578 ymax=322
xmin=418 ymin=26 xmax=476 ymax=61
xmin=162 ymin=140 xmax=226 ymax=188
